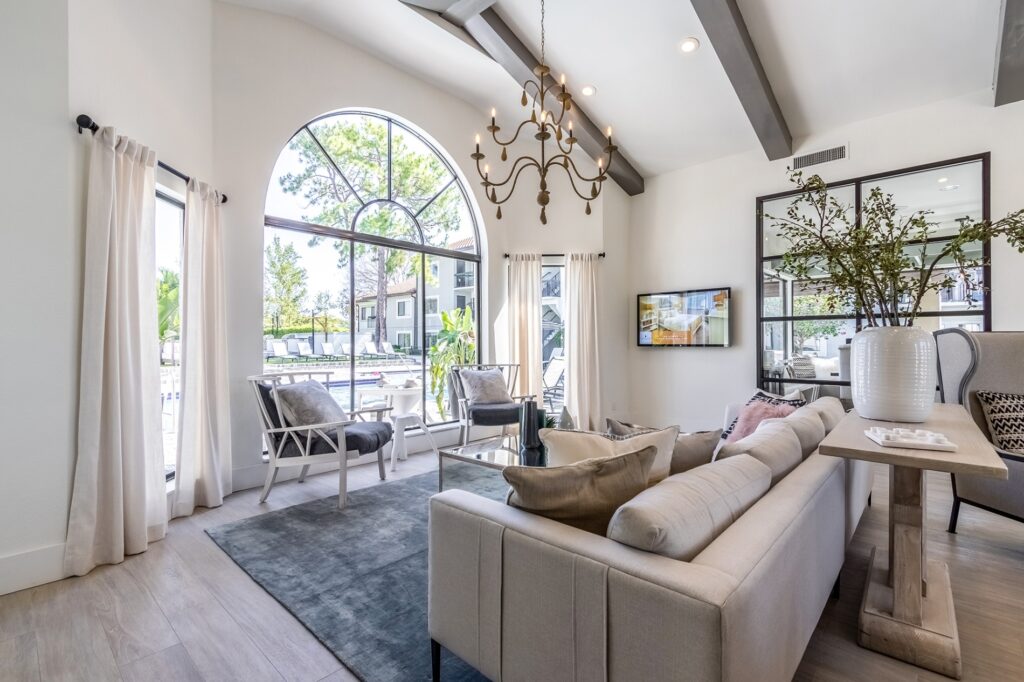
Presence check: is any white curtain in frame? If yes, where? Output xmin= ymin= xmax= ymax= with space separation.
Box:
xmin=565 ymin=253 xmax=602 ymax=431
xmin=173 ymin=179 xmax=233 ymax=517
xmin=507 ymin=254 xmax=543 ymax=401
xmin=65 ymin=129 xmax=167 ymax=576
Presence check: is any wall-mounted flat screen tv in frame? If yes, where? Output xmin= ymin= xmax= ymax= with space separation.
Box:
xmin=637 ymin=287 xmax=731 ymax=347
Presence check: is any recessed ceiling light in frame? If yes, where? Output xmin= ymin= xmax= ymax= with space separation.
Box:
xmin=937 ymin=177 xmax=949 ymax=183
xmin=580 ymin=85 xmax=597 ymax=96
xmin=680 ymin=37 xmax=700 ymax=53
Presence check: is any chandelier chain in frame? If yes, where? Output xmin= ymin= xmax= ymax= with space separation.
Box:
xmin=540 ymin=0 xmax=545 ymax=66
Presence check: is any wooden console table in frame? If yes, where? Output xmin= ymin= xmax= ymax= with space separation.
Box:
xmin=819 ymin=404 xmax=1007 ymax=679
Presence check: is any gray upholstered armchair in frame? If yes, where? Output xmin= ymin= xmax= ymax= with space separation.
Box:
xmin=935 ymin=329 xmax=1024 ymax=531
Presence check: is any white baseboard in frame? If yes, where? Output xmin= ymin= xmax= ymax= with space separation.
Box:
xmin=0 ymin=542 xmax=67 ymax=596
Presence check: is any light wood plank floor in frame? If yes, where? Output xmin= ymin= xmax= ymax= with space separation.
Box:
xmin=1 ymin=456 xmax=1021 ymax=681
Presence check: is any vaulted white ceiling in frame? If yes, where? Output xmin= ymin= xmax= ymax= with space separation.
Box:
xmin=221 ymin=0 xmax=1005 ymax=178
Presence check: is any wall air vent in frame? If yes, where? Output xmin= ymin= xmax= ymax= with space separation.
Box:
xmin=792 ymin=145 xmax=847 ymax=170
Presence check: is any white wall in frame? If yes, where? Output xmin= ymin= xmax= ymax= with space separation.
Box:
xmin=68 ymin=0 xmax=214 ymax=182
xmin=627 ymin=90 xmax=1024 ymax=431
xmin=211 ymin=2 xmax=623 ymax=490
xmin=0 ymin=0 xmax=76 ymax=596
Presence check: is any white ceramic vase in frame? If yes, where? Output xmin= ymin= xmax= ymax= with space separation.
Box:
xmin=850 ymin=326 xmax=937 ymax=422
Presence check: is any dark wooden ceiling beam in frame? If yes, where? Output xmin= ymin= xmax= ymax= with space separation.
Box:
xmin=462 ymin=8 xmax=645 ymax=195
xmin=690 ymin=0 xmax=792 ymax=160
xmin=995 ymin=0 xmax=1024 ymax=106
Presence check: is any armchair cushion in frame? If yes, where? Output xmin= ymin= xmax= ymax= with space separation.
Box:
xmin=467 ymin=402 xmax=522 ymax=426
xmin=278 ymin=421 xmax=394 ymax=458
xmin=976 ymin=391 xmax=1024 ymax=455
xmin=460 ymin=368 xmax=513 ymax=405
xmin=503 ymin=446 xmax=657 ymax=535
xmin=275 ymin=380 xmax=347 ymax=428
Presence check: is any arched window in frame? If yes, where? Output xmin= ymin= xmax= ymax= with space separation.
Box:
xmin=263 ymin=111 xmax=480 ymax=425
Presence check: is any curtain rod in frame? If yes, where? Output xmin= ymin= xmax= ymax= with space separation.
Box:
xmin=503 ymin=252 xmax=606 ymax=258
xmin=75 ymin=114 xmax=228 ymax=204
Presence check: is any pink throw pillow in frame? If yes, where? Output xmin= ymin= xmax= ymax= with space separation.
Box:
xmin=725 ymin=402 xmax=797 ymax=442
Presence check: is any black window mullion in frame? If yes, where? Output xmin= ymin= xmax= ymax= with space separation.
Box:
xmin=420 ymin=252 xmax=427 ymax=423
xmin=414 ymin=177 xmax=456 ymax=218
xmin=304 ymin=125 xmax=365 ymax=207
xmin=387 ymin=119 xmax=393 ymax=202
xmin=349 ymin=240 xmax=356 ymax=413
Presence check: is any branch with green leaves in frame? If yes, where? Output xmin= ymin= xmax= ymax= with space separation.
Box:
xmin=764 ymin=170 xmax=1024 ymax=327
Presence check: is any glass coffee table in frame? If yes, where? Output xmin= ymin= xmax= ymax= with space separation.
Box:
xmin=438 ymin=437 xmax=527 ymax=492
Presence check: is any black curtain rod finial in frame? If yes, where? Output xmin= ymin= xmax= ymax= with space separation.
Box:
xmin=76 ymin=114 xmax=99 ymax=134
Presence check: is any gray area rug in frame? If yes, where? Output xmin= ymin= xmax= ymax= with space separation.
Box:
xmin=206 ymin=462 xmax=509 ymax=682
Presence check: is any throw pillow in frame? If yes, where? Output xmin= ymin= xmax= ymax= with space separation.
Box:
xmin=275 ymin=380 xmax=347 ymax=428
xmin=540 ymin=426 xmax=680 ymax=483
xmin=715 ymin=420 xmax=802 ymax=487
xmin=722 ymin=389 xmax=806 ymax=440
xmin=724 ymin=401 xmax=798 ymax=443
xmin=607 ymin=454 xmax=772 ymax=560
xmin=976 ymin=391 xmax=1024 ymax=454
xmin=504 ymin=446 xmax=658 ymax=535
xmin=606 ymin=417 xmax=653 ymax=436
xmin=459 ymin=368 xmax=512 ymax=405
xmin=805 ymin=396 xmax=847 ymax=433
xmin=671 ymin=429 xmax=725 ymax=474
xmin=761 ymin=405 xmax=827 ymax=458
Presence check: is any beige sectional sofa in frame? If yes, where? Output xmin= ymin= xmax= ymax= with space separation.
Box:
xmin=428 ymin=397 xmax=873 ymax=681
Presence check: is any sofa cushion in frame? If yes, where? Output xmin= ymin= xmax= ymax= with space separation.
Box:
xmin=725 ymin=401 xmax=798 ymax=443
xmin=722 ymin=389 xmax=806 ymax=440
xmin=460 ymin=368 xmax=512 ymax=405
xmin=503 ymin=446 xmax=658 ymax=535
xmin=540 ymin=426 xmax=679 ymax=483
xmin=805 ymin=396 xmax=846 ymax=433
xmin=607 ymin=454 xmax=772 ymax=560
xmin=275 ymin=380 xmax=347 ymax=427
xmin=715 ymin=421 xmax=802 ymax=487
xmin=762 ymin=405 xmax=827 ymax=458
xmin=671 ymin=430 xmax=724 ymax=475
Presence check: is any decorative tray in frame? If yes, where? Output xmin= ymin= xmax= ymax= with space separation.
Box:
xmin=864 ymin=427 xmax=958 ymax=452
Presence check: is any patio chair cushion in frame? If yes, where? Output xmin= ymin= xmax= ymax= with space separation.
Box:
xmin=468 ymin=402 xmax=522 ymax=426
xmin=275 ymin=380 xmax=346 ymax=428
xmin=278 ymin=421 xmax=394 ymax=458
xmin=460 ymin=368 xmax=513 ymax=405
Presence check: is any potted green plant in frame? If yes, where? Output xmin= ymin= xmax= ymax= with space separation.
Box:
xmin=428 ymin=307 xmax=477 ymax=420
xmin=765 ymin=171 xmax=1024 ymax=421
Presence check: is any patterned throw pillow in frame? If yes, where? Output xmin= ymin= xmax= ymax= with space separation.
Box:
xmin=722 ymin=389 xmax=806 ymax=440
xmin=976 ymin=391 xmax=1024 ymax=455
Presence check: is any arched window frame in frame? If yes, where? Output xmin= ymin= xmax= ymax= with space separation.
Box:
xmin=263 ymin=110 xmax=483 ymax=425
xmin=264 ymin=110 xmax=482 ymax=262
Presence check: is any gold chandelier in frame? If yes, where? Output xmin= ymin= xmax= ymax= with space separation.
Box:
xmin=472 ymin=0 xmax=616 ymax=224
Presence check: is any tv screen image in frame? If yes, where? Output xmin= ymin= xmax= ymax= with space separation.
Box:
xmin=637 ymin=288 xmax=730 ymax=347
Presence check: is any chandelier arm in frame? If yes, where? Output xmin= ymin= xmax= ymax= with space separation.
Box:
xmin=553 ymin=129 xmax=575 ymax=155
xmin=547 ymin=158 xmax=603 ymax=202
xmin=490 ymin=162 xmax=542 ymax=205
xmin=490 ymin=118 xmax=535 ymax=148
xmin=478 ymin=155 xmax=540 ymax=188
xmin=557 ymin=152 xmax=611 ymax=184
